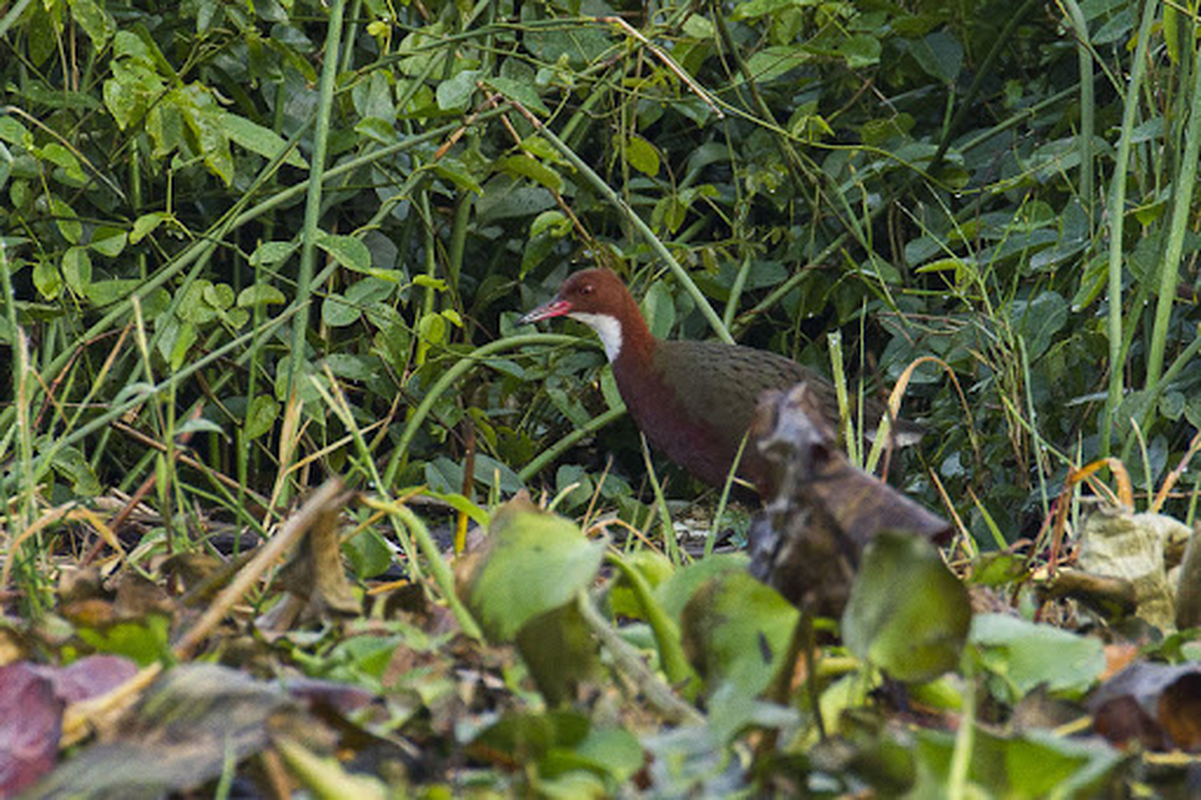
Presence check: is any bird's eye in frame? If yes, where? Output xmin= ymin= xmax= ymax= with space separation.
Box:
xmin=579 ymin=284 xmax=594 ymax=296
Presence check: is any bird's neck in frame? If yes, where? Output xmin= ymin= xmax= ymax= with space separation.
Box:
xmin=572 ymin=294 xmax=657 ymax=370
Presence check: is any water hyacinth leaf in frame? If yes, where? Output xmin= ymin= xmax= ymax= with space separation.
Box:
xmin=970 ymin=613 xmax=1105 ymax=701
xmin=457 ymin=494 xmax=605 ymax=643
xmin=842 ymin=531 xmax=971 ymax=683
xmin=680 ymin=570 xmax=799 ymax=697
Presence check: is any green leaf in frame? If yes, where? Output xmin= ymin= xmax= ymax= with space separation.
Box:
xmin=316 ymin=232 xmax=372 ymax=273
xmin=970 ymin=613 xmax=1105 ymax=700
xmin=412 ymin=275 xmax=447 ymax=291
xmin=218 ymin=112 xmax=307 ymax=168
xmin=680 ymin=570 xmax=799 ymax=697
xmin=435 ymin=69 xmax=479 ymax=111
xmin=417 ymin=311 xmax=446 ymax=346
xmin=89 ymin=226 xmax=127 ymax=257
xmin=85 ymin=279 xmax=140 ymax=306
xmin=0 ymin=116 xmax=31 ymax=146
xmin=237 ymin=284 xmax=286 ymax=307
xmin=245 ymin=395 xmax=280 ymax=440
xmin=75 ymin=614 xmax=172 ymax=667
xmin=68 ymin=0 xmax=115 ymax=44
xmin=131 ymin=212 xmax=169 ymax=244
xmin=51 ymin=197 xmax=82 ymax=244
xmin=177 ymin=281 xmax=217 ymax=324
xmin=908 ymin=31 xmax=962 ymax=83
xmin=33 ymin=258 xmax=62 ymax=300
xmin=732 ymin=0 xmax=815 ymax=21
xmin=51 ymin=444 xmax=102 ymax=496
xmin=322 ymin=294 xmax=362 ymax=327
xmin=169 ymin=322 xmax=198 ymax=371
xmin=499 ymin=154 xmax=563 ymax=194
xmin=433 ymin=160 xmax=484 ymax=195
xmin=203 ymin=282 xmax=235 ymax=310
xmin=842 ymin=531 xmax=971 ymax=683
xmin=484 ymin=76 xmax=550 ymax=116
xmin=38 ymin=143 xmax=86 ymax=183
xmin=642 ymin=280 xmax=675 ymax=339
xmin=530 ymin=210 xmax=570 ymax=239
xmin=354 ymin=116 xmax=398 ymax=145
xmin=251 ymin=240 xmax=298 ymax=266
xmin=62 ymin=246 xmax=92 ymax=295
xmin=459 ymin=496 xmax=605 ymax=642
xmin=624 ymin=134 xmax=660 ymax=177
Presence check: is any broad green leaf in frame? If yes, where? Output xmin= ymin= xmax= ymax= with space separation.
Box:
xmin=484 ymin=76 xmax=550 ymax=116
xmin=842 ymin=531 xmax=971 ymax=683
xmin=68 ymin=0 xmax=116 ymax=44
xmin=62 ymin=247 xmax=92 ymax=295
xmin=435 ymin=69 xmax=479 ymax=111
xmin=89 ymin=226 xmax=127 ymax=257
xmin=251 ymin=240 xmax=298 ymax=266
xmin=177 ymin=282 xmax=217 ymax=324
xmin=458 ymin=495 xmax=605 ymax=642
xmin=908 ymin=31 xmax=963 ymax=83
xmin=219 ymin=112 xmax=308 ymax=168
xmin=321 ymin=293 xmax=357 ymax=326
xmin=237 ymin=284 xmax=286 ymax=307
xmin=316 ymin=232 xmax=372 ymax=273
xmin=33 ymin=259 xmax=62 ymax=300
xmin=530 ymin=210 xmax=570 ymax=239
xmin=680 ymin=570 xmax=799 ymax=697
xmin=434 ymin=160 xmax=484 ymax=195
xmin=732 ymin=0 xmax=815 ymax=21
xmin=624 ymin=134 xmax=660 ymax=177
xmin=203 ymin=282 xmax=235 ymax=310
xmin=38 ymin=143 xmax=86 ymax=183
xmin=836 ymin=34 xmax=883 ymax=69
xmin=743 ymin=46 xmax=809 ymax=83
xmin=0 ymin=116 xmax=31 ymax=146
xmin=86 ymin=279 xmax=140 ymax=306
xmin=642 ymin=280 xmax=675 ymax=339
xmin=245 ymin=395 xmax=280 ymax=440
xmin=417 ymin=311 xmax=446 ymax=346
xmin=970 ymin=613 xmax=1105 ymax=700
xmin=499 ymin=154 xmax=563 ymax=194
xmin=913 ymin=725 xmax=1122 ymax=799
xmin=355 ymin=117 xmax=398 ymax=145
xmin=75 ymin=614 xmax=172 ymax=667
xmin=51 ymin=198 xmax=82 ymax=244
xmin=131 ymin=212 xmax=169 ymax=244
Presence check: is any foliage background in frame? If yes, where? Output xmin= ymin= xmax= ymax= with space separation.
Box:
xmin=6 ymin=0 xmax=1199 ymax=535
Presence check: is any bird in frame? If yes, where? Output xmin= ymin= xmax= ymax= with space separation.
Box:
xmin=519 ymin=268 xmax=921 ymax=495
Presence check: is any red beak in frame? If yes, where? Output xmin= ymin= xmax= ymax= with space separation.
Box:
xmin=519 ymin=298 xmax=573 ymax=325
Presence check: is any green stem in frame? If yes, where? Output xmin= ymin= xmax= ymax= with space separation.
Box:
xmin=381 ymin=333 xmax=581 ymax=488
xmin=1146 ymin=29 xmax=1201 ymax=393
xmin=518 ymin=405 xmax=626 ymax=482
xmin=289 ymin=0 xmax=346 ymax=413
xmin=1103 ymin=0 xmax=1160 ymax=454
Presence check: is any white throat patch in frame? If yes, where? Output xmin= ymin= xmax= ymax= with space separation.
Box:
xmin=569 ymin=312 xmax=623 ymax=361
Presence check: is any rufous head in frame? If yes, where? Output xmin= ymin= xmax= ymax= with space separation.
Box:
xmin=519 ymin=269 xmax=638 ymax=361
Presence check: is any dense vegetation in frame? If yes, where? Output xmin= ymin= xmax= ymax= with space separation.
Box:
xmin=3 ymin=0 xmax=1201 ymax=794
